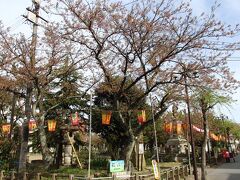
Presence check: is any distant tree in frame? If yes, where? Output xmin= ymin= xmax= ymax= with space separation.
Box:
xmin=194 ymin=89 xmax=232 ymax=180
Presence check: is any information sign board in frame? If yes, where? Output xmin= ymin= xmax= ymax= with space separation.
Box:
xmin=110 ymin=160 xmax=125 ymax=173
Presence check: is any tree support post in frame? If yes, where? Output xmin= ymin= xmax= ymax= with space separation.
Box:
xmin=67 ymin=132 xmax=82 ymax=168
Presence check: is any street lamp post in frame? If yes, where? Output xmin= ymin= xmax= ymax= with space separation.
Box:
xmin=183 ymin=73 xmax=198 ymax=180
xmin=220 ymin=114 xmax=228 ymax=148
xmin=183 ymin=109 xmax=192 ymax=175
xmin=226 ymin=127 xmax=230 ymax=149
xmin=149 ymin=93 xmax=160 ymax=176
xmin=88 ymin=93 xmax=93 ymax=178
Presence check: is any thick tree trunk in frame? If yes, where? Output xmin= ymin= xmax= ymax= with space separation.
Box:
xmin=115 ymin=99 xmax=136 ymax=168
xmin=39 ymin=115 xmax=53 ymax=168
xmin=18 ymin=87 xmax=31 ymax=173
xmin=201 ymin=108 xmax=208 ymax=180
xmin=56 ymin=130 xmax=63 ymax=168
xmin=120 ymin=133 xmax=136 ymax=170
xmin=18 ymin=122 xmax=29 ymax=173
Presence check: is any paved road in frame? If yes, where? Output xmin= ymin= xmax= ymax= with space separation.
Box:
xmin=187 ymin=155 xmax=240 ymax=180
xmin=207 ymin=154 xmax=240 ymax=180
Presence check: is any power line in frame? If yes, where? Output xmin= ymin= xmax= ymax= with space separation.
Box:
xmin=123 ymin=0 xmax=139 ymax=6
xmin=33 ymin=48 xmax=240 ymax=62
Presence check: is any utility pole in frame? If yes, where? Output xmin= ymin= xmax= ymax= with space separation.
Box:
xmin=18 ymin=0 xmax=47 ymax=174
xmin=30 ymin=0 xmax=40 ymax=68
xmin=24 ymin=0 xmax=48 ymax=65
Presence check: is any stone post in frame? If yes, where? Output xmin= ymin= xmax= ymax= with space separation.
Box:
xmin=52 ymin=173 xmax=57 ymax=180
xmin=37 ymin=173 xmax=41 ymax=180
xmin=69 ymin=174 xmax=74 ymax=180
xmin=64 ymin=144 xmax=72 ymax=166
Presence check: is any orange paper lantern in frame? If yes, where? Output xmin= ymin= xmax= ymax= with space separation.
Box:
xmin=29 ymin=118 xmax=37 ymax=131
xmin=176 ymin=121 xmax=183 ymax=135
xmin=137 ymin=110 xmax=146 ymax=124
xmin=164 ymin=122 xmax=172 ymax=133
xmin=71 ymin=112 xmax=80 ymax=126
xmin=102 ymin=111 xmax=112 ymax=125
xmin=2 ymin=124 xmax=11 ymax=134
xmin=48 ymin=120 xmax=57 ymax=132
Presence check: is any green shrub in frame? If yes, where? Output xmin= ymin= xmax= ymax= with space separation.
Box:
xmin=90 ymin=158 xmax=108 ymax=170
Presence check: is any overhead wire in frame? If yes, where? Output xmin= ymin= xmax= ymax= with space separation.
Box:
xmin=3 ymin=0 xmax=240 ymax=64
xmin=32 ymin=48 xmax=240 ymax=62
xmin=123 ymin=0 xmax=139 ymax=6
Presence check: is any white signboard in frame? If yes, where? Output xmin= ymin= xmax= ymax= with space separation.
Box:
xmin=112 ymin=171 xmax=131 ymax=179
xmin=27 ymin=11 xmax=37 ymax=24
xmin=139 ymin=143 xmax=144 ymax=154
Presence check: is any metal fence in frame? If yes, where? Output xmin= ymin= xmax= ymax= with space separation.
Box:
xmin=0 ymin=165 xmax=189 ymax=180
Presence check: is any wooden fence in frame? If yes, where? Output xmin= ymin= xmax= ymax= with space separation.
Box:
xmin=0 ymin=165 xmax=189 ymax=180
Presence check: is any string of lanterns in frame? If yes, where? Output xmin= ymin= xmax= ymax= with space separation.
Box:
xmin=163 ymin=121 xmax=226 ymax=141
xmin=163 ymin=121 xmax=186 ymax=135
xmin=101 ymin=110 xmax=146 ymax=125
xmin=192 ymin=124 xmax=225 ymax=141
xmin=1 ymin=110 xmax=229 ymax=140
xmin=1 ymin=112 xmax=80 ymax=134
xmin=1 ymin=110 xmax=228 ymax=143
xmin=1 ymin=110 xmax=147 ymax=134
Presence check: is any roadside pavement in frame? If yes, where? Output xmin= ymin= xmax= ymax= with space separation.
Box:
xmin=186 ymin=154 xmax=240 ymax=180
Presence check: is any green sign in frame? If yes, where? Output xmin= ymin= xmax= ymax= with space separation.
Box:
xmin=110 ymin=160 xmax=124 ymax=172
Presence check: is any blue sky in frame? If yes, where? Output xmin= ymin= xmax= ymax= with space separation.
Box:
xmin=188 ymin=0 xmax=240 ymax=121
xmin=0 ymin=1 xmax=31 ymax=34
xmin=0 ymin=0 xmax=240 ymax=122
